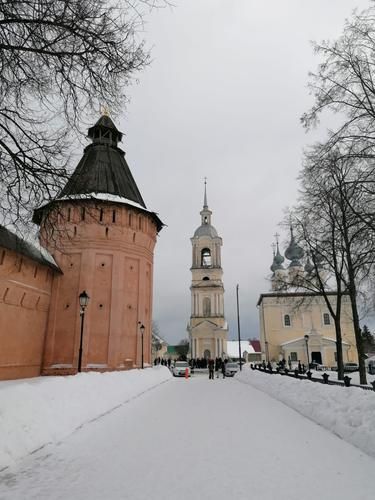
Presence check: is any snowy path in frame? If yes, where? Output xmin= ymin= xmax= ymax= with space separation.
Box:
xmin=0 ymin=373 xmax=373 ymax=500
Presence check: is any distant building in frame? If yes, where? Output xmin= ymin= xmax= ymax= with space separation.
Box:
xmin=226 ymin=340 xmax=261 ymax=362
xmin=187 ymin=182 xmax=228 ymax=359
xmin=0 ymin=115 xmax=163 ymax=380
xmin=257 ymin=230 xmax=358 ymax=367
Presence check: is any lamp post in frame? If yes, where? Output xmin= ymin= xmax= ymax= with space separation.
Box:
xmin=78 ymin=290 xmax=90 ymax=373
xmin=138 ymin=323 xmax=145 ymax=369
xmin=236 ymin=284 xmax=242 ymax=371
xmin=265 ymin=340 xmax=269 ymax=363
xmin=304 ymin=334 xmax=310 ymax=371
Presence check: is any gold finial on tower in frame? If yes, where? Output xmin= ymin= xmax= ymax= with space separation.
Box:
xmin=100 ymin=104 xmax=110 ymax=116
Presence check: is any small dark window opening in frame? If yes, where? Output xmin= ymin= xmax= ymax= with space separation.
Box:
xmin=204 ymin=216 xmax=208 ymax=224
xmin=290 ymin=352 xmax=297 ymax=361
xmin=68 ymin=208 xmax=71 ymax=221
xmin=133 ymin=232 xmax=136 ymax=242
xmin=202 ymin=276 xmax=210 ymax=281
xmin=81 ymin=207 xmax=85 ymax=221
xmin=323 ymin=313 xmax=331 ymax=325
xmin=74 ymin=226 xmax=77 ymax=236
xmin=284 ymin=314 xmax=291 ymax=327
xmin=34 ymin=266 xmax=38 ymax=278
xmin=0 ymin=250 xmax=5 ymax=265
xmin=129 ymin=213 xmax=132 ymax=226
xmin=105 ymin=227 xmax=109 ymax=237
xmin=138 ymin=216 xmax=142 ymax=230
xmin=100 ymin=209 xmax=104 ymax=222
xmin=112 ymin=210 xmax=116 ymax=223
xmin=18 ymin=258 xmax=23 ymax=272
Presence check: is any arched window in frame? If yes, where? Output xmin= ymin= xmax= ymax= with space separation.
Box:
xmin=202 ymin=276 xmax=210 ymax=281
xmin=203 ymin=297 xmax=211 ymax=317
xmin=284 ymin=314 xmax=291 ymax=327
xmin=201 ymin=248 xmax=212 ymax=267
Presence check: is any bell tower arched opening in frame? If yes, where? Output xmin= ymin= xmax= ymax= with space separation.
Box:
xmin=201 ymin=248 xmax=211 ymax=267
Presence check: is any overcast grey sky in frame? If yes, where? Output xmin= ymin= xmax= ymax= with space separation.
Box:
xmin=116 ymin=0 xmax=370 ymax=344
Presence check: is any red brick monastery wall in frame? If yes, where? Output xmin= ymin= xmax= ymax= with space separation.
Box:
xmin=0 ymin=248 xmax=53 ymax=380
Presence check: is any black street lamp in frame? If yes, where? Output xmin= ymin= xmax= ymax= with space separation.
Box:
xmin=304 ymin=334 xmax=310 ymax=372
xmin=265 ymin=340 xmax=269 ymax=363
xmin=236 ymin=284 xmax=242 ymax=371
xmin=78 ymin=290 xmax=90 ymax=373
xmin=139 ymin=322 xmax=145 ymax=369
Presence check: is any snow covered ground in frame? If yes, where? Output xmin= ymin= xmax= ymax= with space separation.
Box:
xmin=236 ymin=368 xmax=375 ymax=459
xmin=0 ymin=366 xmax=172 ymax=471
xmin=0 ymin=366 xmax=374 ymax=499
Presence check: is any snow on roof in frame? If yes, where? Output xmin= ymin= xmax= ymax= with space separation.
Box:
xmin=226 ymin=341 xmax=255 ymax=358
xmin=58 ymin=192 xmax=154 ymax=214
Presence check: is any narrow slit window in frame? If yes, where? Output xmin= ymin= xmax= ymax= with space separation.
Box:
xmin=81 ymin=207 xmax=85 ymax=221
xmin=0 ymin=250 xmax=5 ymax=265
xmin=112 ymin=210 xmax=116 ymax=223
xmin=100 ymin=209 xmax=104 ymax=222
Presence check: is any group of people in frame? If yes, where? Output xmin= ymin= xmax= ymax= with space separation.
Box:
xmin=153 ymin=357 xmax=172 ymax=368
xmin=207 ymin=358 xmax=228 ymax=379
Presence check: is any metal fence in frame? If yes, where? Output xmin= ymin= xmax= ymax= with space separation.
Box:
xmin=250 ymin=364 xmax=375 ymax=392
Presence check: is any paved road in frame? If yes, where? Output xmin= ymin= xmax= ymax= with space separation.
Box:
xmin=0 ymin=373 xmax=373 ymax=500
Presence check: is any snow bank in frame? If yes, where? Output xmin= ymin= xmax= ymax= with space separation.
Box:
xmin=0 ymin=367 xmax=171 ymax=470
xmin=237 ymin=367 xmax=375 ymax=458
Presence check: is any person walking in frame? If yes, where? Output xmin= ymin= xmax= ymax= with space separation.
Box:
xmin=208 ymin=359 xmax=215 ymax=379
xmin=221 ymin=359 xmax=227 ymax=379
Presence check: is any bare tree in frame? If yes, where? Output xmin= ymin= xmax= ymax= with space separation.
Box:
xmin=0 ymin=0 xmax=167 ymax=229
xmin=292 ymin=147 xmax=375 ymax=384
xmin=301 ymin=2 xmax=375 ymax=159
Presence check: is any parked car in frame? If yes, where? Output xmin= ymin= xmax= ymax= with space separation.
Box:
xmin=225 ymin=362 xmax=239 ymax=377
xmin=343 ymin=362 xmax=359 ymax=372
xmin=172 ymin=361 xmax=190 ymax=377
xmin=309 ymin=362 xmax=326 ymax=370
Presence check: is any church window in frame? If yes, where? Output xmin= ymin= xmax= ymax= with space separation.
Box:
xmin=138 ymin=215 xmax=142 ymax=230
xmin=129 ymin=212 xmax=132 ymax=226
xmin=284 ymin=314 xmax=291 ymax=327
xmin=323 ymin=313 xmax=331 ymax=325
xmin=203 ymin=297 xmax=211 ymax=317
xmin=0 ymin=250 xmax=5 ymax=265
xmin=99 ymin=209 xmax=104 ymax=222
xmin=201 ymin=248 xmax=212 ymax=267
xmin=290 ymin=352 xmax=297 ymax=361
xmin=81 ymin=207 xmax=85 ymax=221
xmin=204 ymin=216 xmax=208 ymax=224
xmin=67 ymin=208 xmax=71 ymax=221
xmin=112 ymin=210 xmax=116 ymax=223
xmin=202 ymin=276 xmax=210 ymax=281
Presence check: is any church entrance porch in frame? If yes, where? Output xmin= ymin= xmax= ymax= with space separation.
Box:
xmin=203 ymin=349 xmax=211 ymax=359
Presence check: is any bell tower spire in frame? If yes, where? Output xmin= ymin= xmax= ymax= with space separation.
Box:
xmin=200 ymin=178 xmax=212 ymax=226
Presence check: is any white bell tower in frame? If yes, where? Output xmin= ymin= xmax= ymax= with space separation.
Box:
xmin=187 ymin=181 xmax=228 ymax=359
